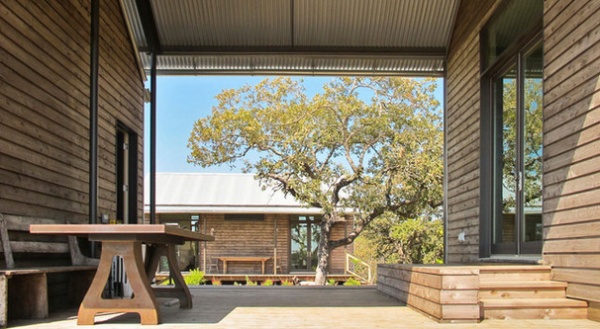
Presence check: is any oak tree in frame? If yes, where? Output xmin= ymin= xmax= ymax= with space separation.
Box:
xmin=188 ymin=77 xmax=443 ymax=284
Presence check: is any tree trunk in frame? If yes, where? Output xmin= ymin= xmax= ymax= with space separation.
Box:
xmin=314 ymin=219 xmax=332 ymax=285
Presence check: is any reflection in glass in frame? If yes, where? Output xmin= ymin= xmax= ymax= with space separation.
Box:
xmin=523 ymin=43 xmax=543 ymax=243
xmin=483 ymin=0 xmax=543 ymax=70
xmin=290 ymin=216 xmax=321 ymax=271
xmin=494 ymin=65 xmax=517 ymax=247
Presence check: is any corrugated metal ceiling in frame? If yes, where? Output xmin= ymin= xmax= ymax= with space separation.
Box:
xmin=121 ymin=0 xmax=460 ymax=75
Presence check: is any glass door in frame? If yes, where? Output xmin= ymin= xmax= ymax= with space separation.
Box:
xmin=491 ymin=42 xmax=543 ymax=255
xmin=290 ymin=216 xmax=320 ymax=271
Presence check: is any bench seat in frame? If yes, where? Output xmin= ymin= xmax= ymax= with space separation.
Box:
xmin=0 ymin=213 xmax=98 ymax=326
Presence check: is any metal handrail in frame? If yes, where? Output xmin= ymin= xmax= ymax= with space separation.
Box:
xmin=344 ymin=252 xmax=373 ymax=284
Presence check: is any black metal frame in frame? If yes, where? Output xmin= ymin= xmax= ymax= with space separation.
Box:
xmin=116 ymin=122 xmax=139 ymax=224
xmin=479 ymin=4 xmax=543 ymax=257
xmin=135 ymin=0 xmax=162 ymax=224
xmin=89 ymin=0 xmax=99 ymax=229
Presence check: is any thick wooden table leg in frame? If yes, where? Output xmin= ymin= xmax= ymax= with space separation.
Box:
xmin=146 ymin=244 xmax=193 ymax=308
xmin=77 ymin=241 xmax=160 ymax=325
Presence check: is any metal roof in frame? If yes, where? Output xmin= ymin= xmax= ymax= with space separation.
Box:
xmin=121 ymin=0 xmax=460 ymax=76
xmin=143 ymin=173 xmax=328 ymax=214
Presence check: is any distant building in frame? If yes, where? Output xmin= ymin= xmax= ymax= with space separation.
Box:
xmin=144 ymin=173 xmax=354 ymax=274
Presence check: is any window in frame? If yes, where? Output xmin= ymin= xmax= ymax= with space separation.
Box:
xmin=480 ymin=0 xmax=543 ymax=256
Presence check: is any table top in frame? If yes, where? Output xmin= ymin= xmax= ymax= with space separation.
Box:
xmin=218 ymin=256 xmax=271 ymax=261
xmin=30 ymin=224 xmax=215 ymax=245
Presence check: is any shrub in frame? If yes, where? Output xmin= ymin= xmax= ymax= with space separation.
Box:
xmin=184 ymin=269 xmax=206 ymax=285
xmin=343 ymin=277 xmax=362 ymax=286
xmin=211 ymin=279 xmax=222 ymax=286
xmin=281 ymin=280 xmax=294 ymax=286
xmin=262 ymin=279 xmax=274 ymax=286
xmin=327 ymin=279 xmax=338 ymax=286
xmin=245 ymin=276 xmax=258 ymax=286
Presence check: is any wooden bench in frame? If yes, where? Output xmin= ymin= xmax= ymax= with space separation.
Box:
xmin=0 ymin=213 xmax=98 ymax=326
xmin=218 ymin=256 xmax=271 ymax=274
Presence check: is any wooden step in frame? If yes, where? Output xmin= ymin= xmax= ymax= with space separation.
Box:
xmin=480 ymin=298 xmax=588 ymax=320
xmin=479 ymin=281 xmax=567 ymax=299
xmin=478 ymin=265 xmax=552 ymax=282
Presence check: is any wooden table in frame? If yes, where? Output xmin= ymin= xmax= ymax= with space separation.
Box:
xmin=29 ymin=224 xmax=214 ymax=325
xmin=218 ymin=256 xmax=271 ymax=274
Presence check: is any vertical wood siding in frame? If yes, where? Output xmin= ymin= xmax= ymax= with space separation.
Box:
xmin=0 ymin=1 xmax=144 ymax=223
xmin=542 ymin=0 xmax=600 ymax=306
xmin=445 ymin=0 xmax=500 ymax=262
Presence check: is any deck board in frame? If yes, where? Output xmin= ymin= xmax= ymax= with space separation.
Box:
xmin=8 ymin=287 xmax=600 ymax=328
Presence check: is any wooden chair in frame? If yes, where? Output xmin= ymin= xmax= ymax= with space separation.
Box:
xmin=207 ymin=256 xmax=219 ymax=273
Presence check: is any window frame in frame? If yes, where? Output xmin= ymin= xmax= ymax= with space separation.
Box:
xmin=479 ymin=3 xmax=543 ymax=258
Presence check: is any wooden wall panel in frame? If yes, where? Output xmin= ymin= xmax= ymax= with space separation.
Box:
xmin=330 ymin=215 xmax=354 ymax=274
xmin=543 ymin=0 xmax=600 ymax=306
xmin=445 ymin=0 xmax=500 ymax=263
xmin=158 ymin=213 xmax=352 ymax=275
xmin=0 ymin=1 xmax=144 ymax=226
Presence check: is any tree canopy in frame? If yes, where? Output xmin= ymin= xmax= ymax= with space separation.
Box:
xmin=188 ymin=77 xmax=443 ymax=284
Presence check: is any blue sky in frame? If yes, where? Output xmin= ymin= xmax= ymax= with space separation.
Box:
xmin=143 ymin=76 xmax=442 ymax=174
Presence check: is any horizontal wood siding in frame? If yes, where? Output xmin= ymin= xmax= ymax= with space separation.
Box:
xmin=445 ymin=0 xmax=500 ymax=262
xmin=542 ymin=0 xmax=600 ymax=310
xmin=200 ymin=213 xmax=288 ymax=275
xmin=377 ymin=264 xmax=480 ymax=322
xmin=157 ymin=213 xmax=352 ymax=275
xmin=330 ymin=215 xmax=354 ymax=274
xmin=0 ymin=1 xmax=144 ymax=225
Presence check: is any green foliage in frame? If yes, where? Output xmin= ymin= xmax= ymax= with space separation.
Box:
xmin=281 ymin=280 xmax=294 ymax=286
xmin=188 ymin=77 xmax=443 ymax=284
xmin=262 ymin=279 xmax=274 ymax=286
xmin=343 ymin=277 xmax=362 ymax=286
xmin=327 ymin=279 xmax=338 ymax=286
xmin=184 ymin=269 xmax=206 ymax=285
xmin=245 ymin=276 xmax=258 ymax=286
xmin=352 ymin=235 xmax=380 ymax=281
xmin=364 ymin=215 xmax=444 ymax=265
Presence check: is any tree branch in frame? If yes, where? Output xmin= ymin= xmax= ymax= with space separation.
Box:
xmin=265 ymin=173 xmax=323 ymax=208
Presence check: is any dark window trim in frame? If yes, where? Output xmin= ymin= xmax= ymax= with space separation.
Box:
xmin=479 ymin=3 xmax=543 ymax=258
xmin=116 ymin=122 xmax=138 ymax=224
xmin=224 ymin=214 xmax=265 ymax=221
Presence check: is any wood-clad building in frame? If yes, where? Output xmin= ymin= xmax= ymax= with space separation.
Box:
xmin=443 ymin=0 xmax=600 ymax=320
xmin=1 ymin=0 xmax=600 ymax=324
xmin=145 ymin=173 xmax=354 ymax=275
xmin=1 ymin=0 xmax=144 ymax=259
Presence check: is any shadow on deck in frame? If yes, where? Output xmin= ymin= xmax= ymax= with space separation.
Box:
xmin=157 ymin=272 xmax=355 ymax=285
xmin=9 ymin=286 xmax=600 ymax=328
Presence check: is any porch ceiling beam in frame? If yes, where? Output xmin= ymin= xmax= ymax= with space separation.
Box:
xmin=135 ymin=0 xmax=161 ymax=52
xmin=152 ymin=69 xmax=445 ymax=77
xmin=137 ymin=46 xmax=446 ymax=59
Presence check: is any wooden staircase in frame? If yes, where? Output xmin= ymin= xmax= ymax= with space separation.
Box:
xmin=478 ymin=265 xmax=588 ymax=320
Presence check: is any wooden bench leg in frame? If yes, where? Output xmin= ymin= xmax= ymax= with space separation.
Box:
xmin=146 ymin=244 xmax=193 ymax=308
xmin=78 ymin=241 xmax=159 ymax=325
xmin=0 ymin=275 xmax=6 ymax=328
xmin=8 ymin=273 xmax=48 ymax=320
